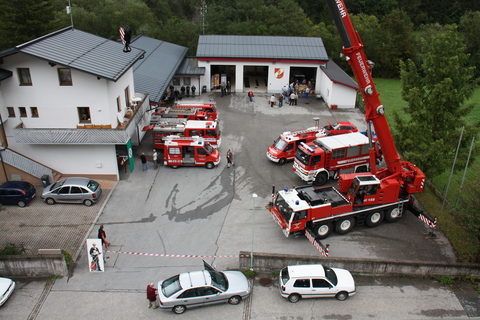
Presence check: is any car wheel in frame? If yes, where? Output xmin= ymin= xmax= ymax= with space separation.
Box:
xmin=366 ymin=211 xmax=384 ymax=227
xmin=278 ymin=158 xmax=286 ymax=165
xmin=385 ymin=207 xmax=401 ymax=223
xmin=335 ymin=217 xmax=355 ymax=235
xmin=228 ymin=295 xmax=242 ymax=305
xmin=46 ymin=198 xmax=56 ymax=205
xmin=336 ymin=291 xmax=349 ymax=301
xmin=312 ymin=222 xmax=332 ymax=239
xmin=205 ymin=162 xmax=214 ymax=169
xmin=171 ymin=165 xmax=178 ymax=169
xmin=17 ymin=201 xmax=27 ymax=208
xmin=288 ymin=293 xmax=301 ymax=303
xmin=173 ymin=305 xmax=186 ymax=314
xmin=313 ymin=172 xmax=328 ymax=186
xmin=84 ymin=199 xmax=93 ymax=207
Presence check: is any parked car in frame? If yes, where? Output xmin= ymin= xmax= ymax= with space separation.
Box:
xmin=0 ymin=277 xmax=15 ymax=306
xmin=41 ymin=177 xmax=102 ymax=206
xmin=157 ymin=261 xmax=251 ymax=314
xmin=0 ymin=181 xmax=36 ymax=207
xmin=323 ymin=121 xmax=358 ymax=136
xmin=279 ymin=264 xmax=356 ymax=303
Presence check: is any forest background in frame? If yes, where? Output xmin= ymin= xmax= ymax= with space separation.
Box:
xmin=1 ymin=0 xmax=480 ymax=262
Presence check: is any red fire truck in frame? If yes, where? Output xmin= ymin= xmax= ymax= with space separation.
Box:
xmin=148 ymin=120 xmax=221 ymax=150
xmin=266 ymin=121 xmax=358 ymax=165
xmin=267 ymin=0 xmax=435 ymax=253
xmin=152 ymin=101 xmax=218 ymax=121
xmin=163 ymin=135 xmax=221 ymax=169
xmin=292 ymin=132 xmax=380 ymax=186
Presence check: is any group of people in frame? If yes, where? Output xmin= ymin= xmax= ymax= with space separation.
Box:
xmin=140 ymin=150 xmax=159 ymax=171
xmin=168 ymin=84 xmax=197 ymax=101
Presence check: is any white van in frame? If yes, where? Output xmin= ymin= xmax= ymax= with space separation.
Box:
xmin=278 ymin=264 xmax=356 ymax=303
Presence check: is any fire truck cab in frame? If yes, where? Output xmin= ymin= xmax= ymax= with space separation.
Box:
xmin=267 ymin=127 xmax=327 ymax=165
xmin=163 ymin=136 xmax=221 ymax=169
xmin=293 ymin=132 xmax=376 ymax=186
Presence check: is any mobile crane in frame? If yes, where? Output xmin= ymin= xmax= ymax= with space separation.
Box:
xmin=267 ymin=0 xmax=436 ymax=255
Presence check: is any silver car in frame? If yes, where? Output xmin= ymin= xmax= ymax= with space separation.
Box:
xmin=157 ymin=261 xmax=251 ymax=314
xmin=41 ymin=177 xmax=102 ymax=206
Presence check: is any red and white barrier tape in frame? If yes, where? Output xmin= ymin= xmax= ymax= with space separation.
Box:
xmin=104 ymin=250 xmax=249 ymax=258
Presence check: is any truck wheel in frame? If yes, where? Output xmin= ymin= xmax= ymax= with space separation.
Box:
xmin=335 ymin=217 xmax=355 ymax=235
xmin=385 ymin=207 xmax=402 ymax=223
xmin=278 ymin=158 xmax=286 ymax=165
xmin=205 ymin=162 xmax=214 ymax=169
xmin=171 ymin=165 xmax=178 ymax=169
xmin=366 ymin=211 xmax=384 ymax=227
xmin=313 ymin=222 xmax=332 ymax=239
xmin=313 ymin=172 xmax=328 ymax=186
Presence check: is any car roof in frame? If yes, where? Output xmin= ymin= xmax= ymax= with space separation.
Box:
xmin=59 ymin=177 xmax=92 ymax=186
xmin=287 ymin=264 xmax=326 ymax=278
xmin=0 ymin=181 xmax=31 ymax=189
xmin=179 ymin=270 xmax=211 ymax=288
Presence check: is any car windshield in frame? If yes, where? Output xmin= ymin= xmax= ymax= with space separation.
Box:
xmin=273 ymin=138 xmax=288 ymax=151
xmin=280 ymin=267 xmax=290 ymax=285
xmin=295 ymin=148 xmax=310 ymax=166
xmin=87 ymin=180 xmax=100 ymax=192
xmin=161 ymin=275 xmax=182 ymax=297
xmin=205 ymin=143 xmax=214 ymax=154
xmin=50 ymin=180 xmax=66 ymax=190
xmin=323 ymin=266 xmax=338 ymax=286
xmin=275 ymin=194 xmax=293 ymax=221
xmin=209 ymin=270 xmax=228 ymax=291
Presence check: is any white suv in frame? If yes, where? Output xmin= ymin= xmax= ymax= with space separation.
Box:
xmin=279 ymin=264 xmax=356 ymax=303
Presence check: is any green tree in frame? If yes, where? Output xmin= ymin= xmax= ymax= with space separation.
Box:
xmin=459 ymin=11 xmax=480 ymax=78
xmin=0 ymin=0 xmax=63 ymax=50
xmin=393 ymin=24 xmax=478 ymax=178
xmin=374 ymin=9 xmax=415 ymax=78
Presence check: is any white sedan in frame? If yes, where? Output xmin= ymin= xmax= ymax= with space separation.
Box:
xmin=0 ymin=277 xmax=15 ymax=306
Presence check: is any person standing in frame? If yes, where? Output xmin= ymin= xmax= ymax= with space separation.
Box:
xmin=305 ymin=87 xmax=310 ymax=99
xmin=152 ymin=149 xmax=158 ymax=169
xmin=226 ymin=149 xmax=234 ymax=168
xmin=289 ymin=92 xmax=296 ymax=106
xmin=147 ymin=283 xmax=158 ymax=309
xmin=248 ymin=90 xmax=254 ymax=103
xmin=221 ymin=83 xmax=226 ymax=97
xmin=186 ymin=85 xmax=190 ymax=97
xmin=278 ymin=94 xmax=283 ymax=107
xmin=226 ymin=81 xmax=231 ymax=94
xmin=141 ymin=152 xmax=148 ymax=171
xmin=180 ymin=85 xmax=186 ymax=98
xmin=98 ymin=225 xmax=109 ymax=249
xmin=191 ymin=85 xmax=196 ymax=96
xmin=270 ymin=94 xmax=276 ymax=108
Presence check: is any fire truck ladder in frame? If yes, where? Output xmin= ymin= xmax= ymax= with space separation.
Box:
xmin=305 ymin=228 xmax=330 ymax=257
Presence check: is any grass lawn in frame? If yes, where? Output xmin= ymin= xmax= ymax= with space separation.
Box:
xmin=373 ymin=78 xmax=480 ymax=262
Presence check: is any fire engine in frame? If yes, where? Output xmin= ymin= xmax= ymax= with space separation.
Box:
xmin=267 ymin=0 xmax=435 ymax=253
xmin=151 ymin=101 xmax=218 ymax=122
xmin=163 ymin=135 xmax=221 ymax=169
xmin=266 ymin=120 xmax=358 ymax=165
xmin=292 ymin=132 xmax=381 ymax=186
xmin=145 ymin=119 xmax=221 ymax=150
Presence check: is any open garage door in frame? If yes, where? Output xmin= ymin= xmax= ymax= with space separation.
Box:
xmin=244 ymin=65 xmax=268 ymax=92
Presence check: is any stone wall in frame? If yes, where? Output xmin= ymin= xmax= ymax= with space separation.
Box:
xmin=0 ymin=254 xmax=68 ymax=278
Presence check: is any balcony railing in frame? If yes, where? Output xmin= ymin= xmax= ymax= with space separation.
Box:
xmin=14 ymin=94 xmax=149 ymax=145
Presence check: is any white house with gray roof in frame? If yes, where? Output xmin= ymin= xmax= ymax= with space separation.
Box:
xmin=0 ymin=27 xmax=149 ymax=183
xmin=196 ymin=35 xmax=358 ymax=108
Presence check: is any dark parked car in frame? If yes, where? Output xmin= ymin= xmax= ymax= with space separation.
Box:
xmin=0 ymin=181 xmax=36 ymax=207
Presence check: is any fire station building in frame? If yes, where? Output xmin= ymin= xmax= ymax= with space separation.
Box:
xmin=195 ymin=35 xmax=358 ymax=109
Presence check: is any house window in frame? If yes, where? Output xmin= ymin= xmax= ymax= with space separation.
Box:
xmin=30 ymin=107 xmax=39 ymax=117
xmin=7 ymin=107 xmax=15 ymax=117
xmin=183 ymin=77 xmax=191 ymax=85
xmin=78 ymin=107 xmax=91 ymax=123
xmin=117 ymin=96 xmax=122 ymax=112
xmin=58 ymin=68 xmax=72 ymax=86
xmin=17 ymin=68 xmax=32 ymax=85
xmin=124 ymin=86 xmax=131 ymax=108
xmin=19 ymin=107 xmax=27 ymax=117
xmin=172 ymin=77 xmax=180 ymax=86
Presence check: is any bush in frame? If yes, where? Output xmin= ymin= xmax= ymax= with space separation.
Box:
xmin=0 ymin=243 xmax=21 ymax=255
xmin=61 ymin=250 xmax=72 ymax=266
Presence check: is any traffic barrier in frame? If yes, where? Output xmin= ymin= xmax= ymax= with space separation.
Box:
xmin=105 ymin=250 xmax=249 ymax=258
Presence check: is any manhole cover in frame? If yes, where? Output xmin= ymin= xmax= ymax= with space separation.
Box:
xmin=259 ymin=278 xmax=273 ymax=287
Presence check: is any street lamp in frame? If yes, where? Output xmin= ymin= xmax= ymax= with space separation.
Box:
xmin=250 ymin=193 xmax=258 ymax=270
